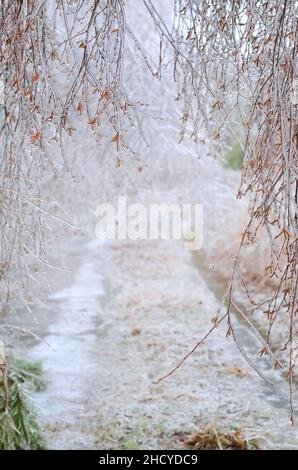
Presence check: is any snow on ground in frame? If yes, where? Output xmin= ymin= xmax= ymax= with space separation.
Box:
xmin=25 ymin=236 xmax=298 ymax=449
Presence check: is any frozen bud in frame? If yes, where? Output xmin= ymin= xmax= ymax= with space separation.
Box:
xmin=0 ymin=79 xmax=4 ymax=105
xmin=0 ymin=340 xmax=6 ymax=366
xmin=292 ymin=78 xmax=298 ymax=105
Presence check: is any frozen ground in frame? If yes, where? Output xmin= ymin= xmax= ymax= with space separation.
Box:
xmin=20 ymin=236 xmax=298 ymax=449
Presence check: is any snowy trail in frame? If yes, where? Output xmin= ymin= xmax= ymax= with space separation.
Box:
xmin=26 ymin=239 xmax=106 ymax=448
xmin=24 ymin=237 xmax=298 ymax=449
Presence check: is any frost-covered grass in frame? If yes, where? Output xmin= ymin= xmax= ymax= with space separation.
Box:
xmin=0 ymin=356 xmax=47 ymax=450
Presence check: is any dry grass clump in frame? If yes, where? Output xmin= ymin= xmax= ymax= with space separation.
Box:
xmin=181 ymin=426 xmax=260 ymax=450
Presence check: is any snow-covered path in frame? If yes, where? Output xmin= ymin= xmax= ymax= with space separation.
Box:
xmin=25 ymin=237 xmax=298 ymax=449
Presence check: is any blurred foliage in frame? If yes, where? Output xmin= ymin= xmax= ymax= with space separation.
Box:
xmin=224 ymin=142 xmax=244 ymax=170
